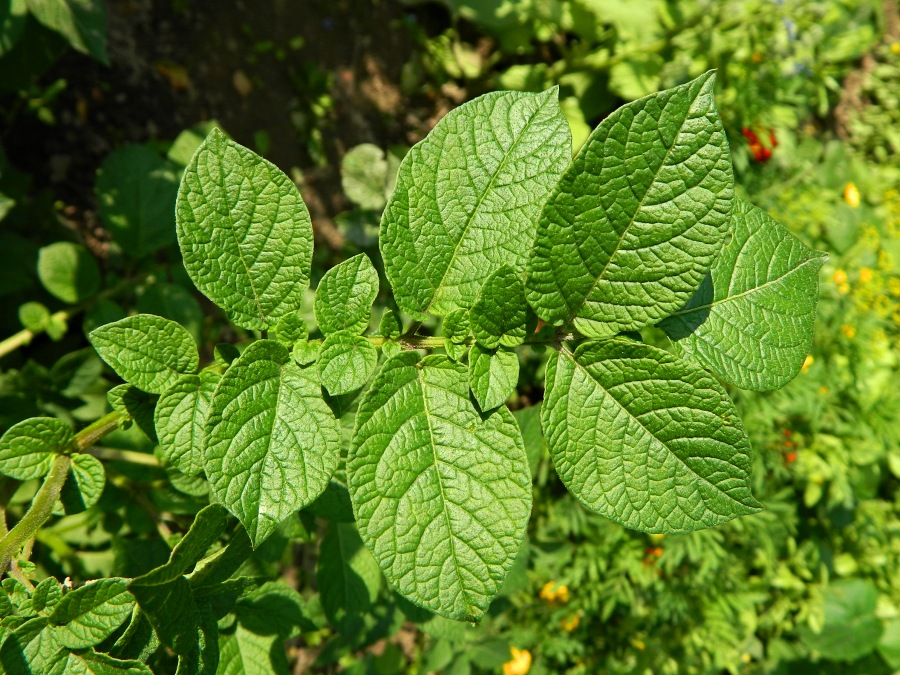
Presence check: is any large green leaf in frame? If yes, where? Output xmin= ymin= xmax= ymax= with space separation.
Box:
xmin=235 ymin=581 xmax=316 ymax=639
xmin=316 ymin=522 xmax=382 ymax=629
xmin=526 ymin=72 xmax=734 ymax=337
xmin=90 ymin=314 xmax=198 ymax=394
xmin=801 ymin=579 xmax=883 ymax=661
xmin=48 ymin=650 xmax=153 ymax=675
xmin=348 ymin=353 xmax=532 ymax=620
xmin=176 ymin=129 xmax=314 ymax=330
xmin=155 ymin=371 xmax=219 ymax=476
xmin=314 ymin=253 xmax=379 ymax=335
xmin=0 ymin=417 xmax=73 ymax=480
xmin=49 ymin=578 xmax=135 ymax=649
xmin=543 ymin=340 xmax=760 ymax=532
xmin=96 ymin=145 xmax=180 ymax=258
xmin=205 ymin=341 xmax=341 ymax=546
xmin=659 ymin=198 xmax=827 ymax=390
xmin=380 ymin=88 xmax=571 ymax=318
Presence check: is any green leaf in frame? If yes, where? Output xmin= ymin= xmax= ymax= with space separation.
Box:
xmin=879 ymin=618 xmax=900 ymax=669
xmin=18 ymin=301 xmax=49 ymax=332
xmin=378 ymin=309 xmax=402 ymax=340
xmin=469 ymin=266 xmax=530 ymax=349
xmin=381 ymin=88 xmax=571 ymax=318
xmin=155 ymin=371 xmax=219 ymax=476
xmin=512 ymin=404 xmax=544 ymax=473
xmin=306 ymin=480 xmax=354 ymax=522
xmin=659 ymin=198 xmax=827 ymax=391
xmin=348 ymin=353 xmax=532 ymax=620
xmin=189 ymin=528 xmax=253 ymax=591
xmin=176 ymin=128 xmax=314 ymax=330
xmin=0 ymin=0 xmax=27 ymax=57
xmin=801 ymin=579 xmax=882 ymax=661
xmin=110 ymin=608 xmax=159 ymax=662
xmin=0 ymin=417 xmax=74 ymax=480
xmin=90 ymin=314 xmax=198 ymax=394
xmin=48 ymin=649 xmax=153 ymax=675
xmin=235 ymin=581 xmax=316 ymax=639
xmin=314 ymin=253 xmax=379 ymax=335
xmin=0 ymin=616 xmax=65 ymax=675
xmin=127 ymin=575 xmax=197 ymax=656
xmin=174 ymin=600 xmax=217 ymax=675
xmin=291 ymin=339 xmax=319 ymax=366
xmin=316 ymin=522 xmax=382 ymax=628
xmin=443 ymin=309 xmax=470 ymax=344
xmin=107 ymin=384 xmax=158 ymax=443
xmin=272 ymin=313 xmax=308 ymax=347
xmin=318 ymin=331 xmax=378 ymax=396
xmin=37 ymin=242 xmax=100 ymax=304
xmin=25 ymin=0 xmax=107 ymax=63
xmin=526 ymin=72 xmax=734 ymax=337
xmin=543 ymin=340 xmax=760 ymax=532
xmin=217 ymin=623 xmax=288 ymax=675
xmin=49 ymin=578 xmax=135 ymax=649
xmin=31 ymin=578 xmax=62 ymax=614
xmin=205 ymin=340 xmax=341 ymax=546
xmin=468 ymin=345 xmax=518 ymax=411
xmin=136 ymin=283 xmax=204 ymax=343
xmin=96 ymin=145 xmax=180 ymax=258
xmin=341 ymin=143 xmax=396 ymax=211
xmin=52 ymin=453 xmax=105 ymax=516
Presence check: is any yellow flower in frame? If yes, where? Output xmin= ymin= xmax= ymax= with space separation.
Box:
xmin=819 ymin=385 xmax=829 ymax=394
xmin=838 ymin=283 xmax=851 ymax=295
xmin=560 ymin=613 xmax=581 ymax=632
xmin=539 ymin=581 xmax=556 ymax=603
xmin=832 ymin=269 xmax=848 ymax=285
xmin=631 ymin=638 xmax=646 ymax=651
xmin=555 ymin=585 xmax=570 ymax=603
xmin=539 ymin=581 xmax=570 ymax=604
xmin=859 ymin=267 xmax=873 ymax=284
xmin=503 ymin=647 xmax=532 ymax=675
xmin=801 ymin=354 xmax=814 ymax=372
xmin=840 ymin=324 xmax=857 ymax=338
xmin=892 ymin=42 xmax=900 ymax=55
xmin=844 ymin=182 xmax=861 ymax=207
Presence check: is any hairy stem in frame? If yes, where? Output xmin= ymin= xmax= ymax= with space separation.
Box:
xmin=86 ymin=446 xmax=161 ymax=467
xmin=75 ymin=411 xmax=127 ymax=451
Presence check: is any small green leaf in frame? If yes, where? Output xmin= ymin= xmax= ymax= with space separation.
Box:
xmin=317 ymin=521 xmax=382 ymax=629
xmin=378 ymin=309 xmax=402 ymax=340
xmin=49 ymin=578 xmax=135 ymax=649
xmin=272 ymin=313 xmax=308 ymax=347
xmin=318 ymin=331 xmax=378 ymax=396
xmin=468 ymin=345 xmax=518 ymax=411
xmin=235 ymin=581 xmax=316 ymax=639
xmin=48 ymin=649 xmax=153 ymax=675
xmin=659 ymin=198 xmax=827 ymax=391
xmin=314 ymin=253 xmax=379 ymax=335
xmin=18 ymin=301 xmax=49 ymax=332
xmin=341 ymin=143 xmax=395 ymax=211
xmin=110 ymin=608 xmax=159 ymax=662
xmin=96 ymin=145 xmax=180 ymax=258
xmin=189 ymin=528 xmax=253 ymax=591
xmin=31 ymin=578 xmax=62 ymax=614
xmin=469 ymin=266 xmax=529 ymax=348
xmin=348 ymin=353 xmax=532 ymax=620
xmin=205 ymin=340 xmax=341 ymax=546
xmin=381 ymin=88 xmax=571 ymax=318
xmin=90 ymin=314 xmax=198 ymax=394
xmin=155 ymin=371 xmax=219 ymax=476
xmin=543 ymin=340 xmax=760 ymax=532
xmin=291 ymin=339 xmax=319 ymax=365
xmin=176 ymin=128 xmax=314 ymax=330
xmin=107 ymin=384 xmax=158 ymax=443
xmin=526 ymin=72 xmax=734 ymax=337
xmin=443 ymin=309 xmax=470 ymax=344
xmin=25 ymin=0 xmax=107 ymax=63
xmin=0 ymin=417 xmax=74 ymax=480
xmin=37 ymin=242 xmax=101 ymax=304
xmin=52 ymin=453 xmax=105 ymax=516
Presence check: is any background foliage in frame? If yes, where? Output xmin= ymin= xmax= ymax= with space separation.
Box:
xmin=1 ymin=0 xmax=899 ymax=673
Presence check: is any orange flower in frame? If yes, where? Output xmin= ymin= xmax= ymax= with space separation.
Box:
xmin=503 ymin=647 xmax=532 ymax=675
xmin=832 ymin=269 xmax=848 ymax=285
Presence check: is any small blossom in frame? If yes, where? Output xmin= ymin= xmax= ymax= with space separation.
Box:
xmin=832 ymin=269 xmax=848 ymax=285
xmin=503 ymin=648 xmax=532 ymax=675
xmin=859 ymin=267 xmax=873 ymax=284
xmin=844 ymin=182 xmax=861 ymax=207
xmin=560 ymin=614 xmax=580 ymax=632
xmin=801 ymin=355 xmax=814 ymax=372
xmin=840 ymin=324 xmax=856 ymax=338
xmin=892 ymin=42 xmax=900 ymax=55
xmin=819 ymin=385 xmax=829 ymax=394
xmin=838 ymin=283 xmax=851 ymax=295
xmin=554 ymin=585 xmax=570 ymax=604
xmin=785 ymin=451 xmax=798 ymax=465
xmin=539 ymin=581 xmax=569 ymax=604
xmin=631 ymin=638 xmax=646 ymax=651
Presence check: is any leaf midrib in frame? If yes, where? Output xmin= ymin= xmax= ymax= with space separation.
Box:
xmin=425 ymin=94 xmax=549 ymax=314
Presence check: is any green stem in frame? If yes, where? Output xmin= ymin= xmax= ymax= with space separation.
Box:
xmin=75 ymin=411 xmax=127 ymax=451
xmin=86 ymin=446 xmax=161 ymax=467
xmin=0 ymin=454 xmax=71 ymax=575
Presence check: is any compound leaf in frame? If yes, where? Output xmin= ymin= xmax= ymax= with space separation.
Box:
xmin=0 ymin=417 xmax=74 ymax=480
xmin=52 ymin=452 xmax=105 ymax=516
xmin=49 ymin=578 xmax=135 ymax=649
xmin=318 ymin=331 xmax=378 ymax=396
xmin=348 ymin=353 xmax=532 ymax=620
xmin=659 ymin=198 xmax=827 ymax=390
xmin=543 ymin=340 xmax=760 ymax=532
xmin=314 ymin=253 xmax=379 ymax=335
xmin=90 ymin=314 xmax=198 ymax=394
xmin=155 ymin=371 xmax=220 ymax=476
xmin=381 ymin=88 xmax=571 ymax=318
xmin=526 ymin=72 xmax=734 ymax=337
xmin=205 ymin=340 xmax=341 ymax=546
xmin=469 ymin=345 xmax=519 ymax=411
xmin=469 ymin=266 xmax=529 ymax=348
xmin=316 ymin=521 xmax=382 ymax=629
xmin=176 ymin=128 xmax=313 ymax=330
